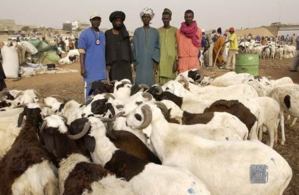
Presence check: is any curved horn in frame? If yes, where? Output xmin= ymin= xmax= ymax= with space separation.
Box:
xmin=104 ymin=93 xmax=115 ymax=100
xmin=155 ymin=102 xmax=168 ymax=115
xmin=17 ymin=111 xmax=25 ymax=127
xmin=196 ymin=70 xmax=204 ymax=83
xmin=0 ymin=88 xmax=9 ymax=99
xmin=99 ymin=111 xmax=125 ymax=123
xmin=155 ymin=86 xmax=163 ymax=95
xmin=121 ymin=80 xmax=131 ymax=85
xmin=33 ymin=90 xmax=42 ymax=100
xmin=67 ymin=121 xmax=91 ymax=140
xmin=39 ymin=120 xmax=47 ymax=133
xmin=136 ymin=104 xmax=152 ymax=130
xmin=50 ymin=95 xmax=67 ymax=103
xmin=138 ymin=84 xmax=150 ymax=91
xmin=179 ymin=75 xmax=190 ymax=90
xmin=142 ymin=92 xmax=153 ymax=101
xmin=15 ymin=91 xmax=24 ymax=99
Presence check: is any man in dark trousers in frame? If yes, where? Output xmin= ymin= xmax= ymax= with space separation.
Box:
xmin=105 ymin=11 xmax=133 ymax=81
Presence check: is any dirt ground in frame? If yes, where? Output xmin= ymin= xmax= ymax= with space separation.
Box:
xmin=5 ymin=58 xmax=299 ymax=195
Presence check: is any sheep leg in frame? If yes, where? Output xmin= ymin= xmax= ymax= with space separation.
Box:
xmin=280 ymin=112 xmax=286 ymax=145
xmin=258 ymin=126 xmax=264 ymax=141
xmin=44 ymin=179 xmax=59 ymax=195
xmin=290 ymin=117 xmax=297 ymax=127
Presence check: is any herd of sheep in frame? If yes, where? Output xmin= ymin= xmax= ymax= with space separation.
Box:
xmin=0 ymin=70 xmax=297 ymax=195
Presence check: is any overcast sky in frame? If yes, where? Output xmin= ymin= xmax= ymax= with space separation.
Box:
xmin=1 ymin=0 xmax=298 ymax=31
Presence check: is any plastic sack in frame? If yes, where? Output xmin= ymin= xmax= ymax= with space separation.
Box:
xmin=1 ymin=45 xmax=19 ymax=78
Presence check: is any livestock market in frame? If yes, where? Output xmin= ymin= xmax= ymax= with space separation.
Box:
xmin=0 ymin=0 xmax=299 ymax=194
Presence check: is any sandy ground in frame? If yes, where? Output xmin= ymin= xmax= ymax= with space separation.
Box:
xmin=5 ymin=58 xmax=299 ymax=195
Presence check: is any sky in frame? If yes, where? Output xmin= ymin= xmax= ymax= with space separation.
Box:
xmin=1 ymin=0 xmax=299 ymax=31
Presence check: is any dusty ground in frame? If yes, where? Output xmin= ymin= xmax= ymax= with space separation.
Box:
xmin=5 ymin=58 xmax=299 ymax=195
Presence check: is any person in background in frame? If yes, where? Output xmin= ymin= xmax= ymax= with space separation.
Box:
xmin=213 ymin=27 xmax=225 ymax=67
xmin=158 ymin=8 xmax=177 ymax=84
xmin=133 ymin=8 xmax=160 ymax=86
xmin=176 ymin=9 xmax=202 ymax=73
xmin=78 ymin=13 xmax=106 ymax=101
xmin=105 ymin=11 xmax=133 ymax=82
xmin=289 ymin=35 xmax=299 ymax=72
xmin=0 ymin=42 xmax=7 ymax=91
xmin=225 ymin=27 xmax=238 ymax=71
xmin=68 ymin=38 xmax=74 ymax=50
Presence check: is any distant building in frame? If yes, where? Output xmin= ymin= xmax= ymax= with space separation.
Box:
xmin=0 ymin=19 xmax=19 ymax=34
xmin=62 ymin=22 xmax=72 ymax=32
xmin=277 ymin=25 xmax=299 ymax=36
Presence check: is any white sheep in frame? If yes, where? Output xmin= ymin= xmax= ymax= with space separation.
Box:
xmin=126 ymin=103 xmax=292 ymax=195
xmin=84 ymin=117 xmax=211 ymax=195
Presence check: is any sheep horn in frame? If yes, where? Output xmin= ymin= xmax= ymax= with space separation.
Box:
xmin=50 ymin=95 xmax=67 ymax=103
xmin=33 ymin=90 xmax=42 ymax=100
xmin=152 ymin=85 xmax=163 ymax=95
xmin=99 ymin=111 xmax=125 ymax=122
xmin=179 ymin=75 xmax=190 ymax=90
xmin=104 ymin=93 xmax=115 ymax=100
xmin=0 ymin=88 xmax=9 ymax=99
xmin=155 ymin=102 xmax=168 ymax=115
xmin=15 ymin=91 xmax=24 ymax=99
xmin=138 ymin=84 xmax=150 ymax=91
xmin=39 ymin=120 xmax=47 ymax=133
xmin=17 ymin=111 xmax=25 ymax=127
xmin=121 ymin=80 xmax=131 ymax=85
xmin=142 ymin=92 xmax=153 ymax=101
xmin=196 ymin=71 xmax=204 ymax=83
xmin=67 ymin=121 xmax=91 ymax=140
xmin=136 ymin=104 xmax=152 ymax=130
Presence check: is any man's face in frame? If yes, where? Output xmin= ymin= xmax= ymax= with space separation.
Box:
xmin=142 ymin=14 xmax=151 ymax=26
xmin=113 ymin=18 xmax=123 ymax=29
xmin=162 ymin=14 xmax=171 ymax=27
xmin=184 ymin=12 xmax=194 ymax=25
xmin=90 ymin=17 xmax=101 ymax=28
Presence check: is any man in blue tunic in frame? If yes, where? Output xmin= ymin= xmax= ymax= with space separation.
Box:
xmin=78 ymin=13 xmax=106 ymax=101
xmin=133 ymin=8 xmax=160 ymax=86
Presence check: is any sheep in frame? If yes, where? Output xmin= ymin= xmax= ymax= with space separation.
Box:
xmin=69 ymin=117 xmax=161 ymax=164
xmin=269 ymin=84 xmax=299 ymax=144
xmin=40 ymin=115 xmax=134 ymax=195
xmin=0 ymin=103 xmax=58 ymax=195
xmin=210 ymin=71 xmax=254 ymax=87
xmin=158 ymin=100 xmax=249 ymax=140
xmin=113 ymin=79 xmax=132 ymax=101
xmin=0 ymin=108 xmax=23 ymax=159
xmin=44 ymin=97 xmax=85 ymax=125
xmin=126 ymin=103 xmax=292 ymax=195
xmin=88 ymin=80 xmax=114 ymax=96
xmin=73 ymin=116 xmax=210 ymax=195
xmin=175 ymin=76 xmax=258 ymax=99
xmin=10 ymin=89 xmax=40 ymax=107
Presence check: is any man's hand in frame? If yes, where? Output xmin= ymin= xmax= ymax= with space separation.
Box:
xmin=81 ymin=68 xmax=86 ymax=78
xmin=173 ymin=60 xmax=178 ymax=73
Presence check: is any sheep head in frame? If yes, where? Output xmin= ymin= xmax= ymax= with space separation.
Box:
xmin=126 ymin=104 xmax=153 ymax=130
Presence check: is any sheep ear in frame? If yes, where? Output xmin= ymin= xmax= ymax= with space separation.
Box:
xmin=17 ymin=111 xmax=25 ymax=127
xmin=84 ymin=135 xmax=96 ymax=153
xmin=284 ymin=95 xmax=291 ymax=109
